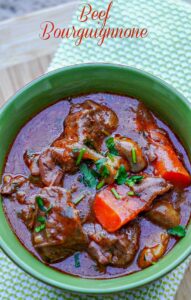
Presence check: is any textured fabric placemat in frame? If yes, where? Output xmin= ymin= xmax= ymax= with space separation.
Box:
xmin=1 ymin=0 xmax=191 ymax=299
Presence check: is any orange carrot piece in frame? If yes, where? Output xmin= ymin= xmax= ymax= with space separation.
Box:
xmin=153 ymin=143 xmax=191 ymax=188
xmin=94 ymin=185 xmax=144 ymax=232
xmin=136 ymin=104 xmax=191 ymax=188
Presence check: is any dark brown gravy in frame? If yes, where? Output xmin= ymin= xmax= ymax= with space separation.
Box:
xmin=2 ymin=93 xmax=191 ymax=279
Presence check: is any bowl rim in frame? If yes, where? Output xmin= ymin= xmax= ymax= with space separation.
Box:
xmin=0 ymin=63 xmax=191 ymax=294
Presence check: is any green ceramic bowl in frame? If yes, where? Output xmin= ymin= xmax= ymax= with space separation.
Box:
xmin=0 ymin=64 xmax=191 ymax=294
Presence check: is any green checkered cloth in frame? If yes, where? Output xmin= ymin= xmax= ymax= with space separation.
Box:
xmin=1 ymin=0 xmax=191 ymax=299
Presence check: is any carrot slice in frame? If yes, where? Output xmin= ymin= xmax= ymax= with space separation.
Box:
xmin=94 ymin=185 xmax=144 ymax=232
xmin=150 ymin=134 xmax=191 ymax=188
xmin=136 ymin=103 xmax=191 ymax=188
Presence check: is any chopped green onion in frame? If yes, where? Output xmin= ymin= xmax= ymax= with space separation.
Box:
xmin=36 ymin=196 xmax=52 ymax=214
xmin=73 ymin=194 xmax=85 ymax=205
xmin=115 ymin=165 xmax=128 ymax=185
xmin=35 ymin=223 xmax=45 ymax=233
xmin=111 ymin=188 xmax=121 ymax=199
xmin=131 ymin=147 xmax=137 ymax=164
xmin=96 ymin=180 xmax=105 ymax=190
xmin=76 ymin=148 xmax=86 ymax=165
xmin=127 ymin=191 xmax=135 ymax=196
xmin=74 ymin=252 xmax=81 ymax=268
xmin=107 ymin=153 xmax=114 ymax=162
xmin=37 ymin=216 xmax=46 ymax=223
xmin=36 ymin=196 xmax=47 ymax=212
xmin=125 ymin=175 xmax=144 ymax=187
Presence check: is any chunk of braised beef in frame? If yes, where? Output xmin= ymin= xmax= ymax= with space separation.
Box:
xmin=133 ymin=176 xmax=172 ymax=205
xmin=0 ymin=174 xmax=37 ymax=205
xmin=64 ymin=100 xmax=119 ymax=149
xmin=24 ymin=150 xmax=40 ymax=176
xmin=38 ymin=149 xmax=64 ymax=186
xmin=0 ymin=175 xmax=40 ymax=229
xmin=83 ymin=222 xmax=140 ymax=267
xmin=32 ymin=187 xmax=88 ymax=263
xmin=19 ymin=204 xmax=37 ymax=230
xmin=0 ymin=175 xmax=27 ymax=196
xmin=25 ymin=100 xmax=119 ymax=186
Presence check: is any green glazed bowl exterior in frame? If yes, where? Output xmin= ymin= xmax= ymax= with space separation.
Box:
xmin=0 ymin=64 xmax=191 ymax=294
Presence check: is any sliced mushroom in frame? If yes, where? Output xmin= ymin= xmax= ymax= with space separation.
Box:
xmin=138 ymin=232 xmax=169 ymax=268
xmin=146 ymin=200 xmax=180 ymax=229
xmin=114 ymin=135 xmax=147 ymax=172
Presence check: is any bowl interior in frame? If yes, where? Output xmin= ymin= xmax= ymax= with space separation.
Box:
xmin=0 ymin=64 xmax=191 ymax=293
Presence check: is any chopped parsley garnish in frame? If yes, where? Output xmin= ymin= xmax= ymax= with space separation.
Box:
xmin=106 ymin=137 xmax=119 ymax=156
xmin=74 ymin=252 xmax=81 ymax=268
xmin=115 ymin=165 xmax=128 ymax=185
xmin=167 ymin=225 xmax=186 ymax=237
xmin=100 ymin=165 xmax=110 ymax=178
xmin=95 ymin=158 xmax=110 ymax=179
xmin=96 ymin=180 xmax=105 ymax=190
xmin=131 ymin=147 xmax=137 ymax=164
xmin=125 ymin=175 xmax=144 ymax=187
xmin=79 ymin=163 xmax=98 ymax=188
xmin=95 ymin=158 xmax=107 ymax=171
xmin=111 ymin=188 xmax=121 ymax=199
xmin=73 ymin=194 xmax=85 ymax=205
xmin=35 ymin=223 xmax=45 ymax=233
xmin=76 ymin=148 xmax=86 ymax=166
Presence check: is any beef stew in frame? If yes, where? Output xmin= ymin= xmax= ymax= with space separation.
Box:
xmin=1 ymin=93 xmax=191 ymax=279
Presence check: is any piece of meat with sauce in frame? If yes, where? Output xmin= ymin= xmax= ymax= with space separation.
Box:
xmin=146 ymin=200 xmax=180 ymax=229
xmin=136 ymin=103 xmax=191 ymax=187
xmin=52 ymin=100 xmax=119 ymax=166
xmin=0 ymin=175 xmax=40 ymax=229
xmin=83 ymin=222 xmax=140 ymax=267
xmin=94 ymin=176 xmax=172 ymax=232
xmin=32 ymin=187 xmax=88 ymax=263
xmin=51 ymin=142 xmax=103 ymax=172
xmin=24 ymin=150 xmax=40 ymax=176
xmin=114 ymin=135 xmax=147 ymax=172
xmin=0 ymin=174 xmax=37 ymax=204
xmin=26 ymin=100 xmax=119 ymax=186
xmin=38 ymin=149 xmax=64 ymax=186
xmin=0 ymin=175 xmax=27 ymax=196
xmin=63 ymin=100 xmax=118 ymax=149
